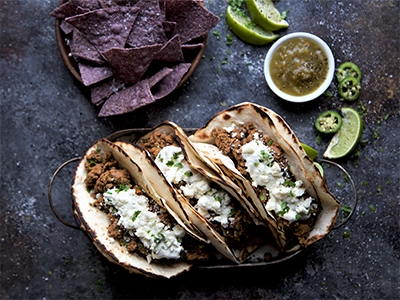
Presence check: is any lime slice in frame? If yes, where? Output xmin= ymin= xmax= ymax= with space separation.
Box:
xmin=314 ymin=162 xmax=324 ymax=177
xmin=246 ymin=0 xmax=289 ymax=31
xmin=226 ymin=5 xmax=279 ymax=46
xmin=300 ymin=142 xmax=318 ymax=161
xmin=323 ymin=107 xmax=363 ymax=159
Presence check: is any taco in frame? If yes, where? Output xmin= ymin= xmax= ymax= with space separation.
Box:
xmin=72 ymin=139 xmax=212 ymax=278
xmin=189 ymin=102 xmax=340 ymax=252
xmin=118 ymin=121 xmax=271 ymax=263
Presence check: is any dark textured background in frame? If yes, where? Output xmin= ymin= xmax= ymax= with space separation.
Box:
xmin=1 ymin=0 xmax=399 ymax=299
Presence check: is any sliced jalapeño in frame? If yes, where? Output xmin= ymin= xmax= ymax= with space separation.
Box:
xmin=315 ymin=110 xmax=343 ymax=134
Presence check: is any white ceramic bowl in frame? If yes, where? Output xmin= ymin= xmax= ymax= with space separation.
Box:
xmin=264 ymin=32 xmax=335 ymax=103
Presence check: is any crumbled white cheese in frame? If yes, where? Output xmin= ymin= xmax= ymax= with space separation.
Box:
xmin=241 ymin=134 xmax=315 ymax=222
xmin=156 ymin=145 xmax=234 ymax=227
xmin=103 ymin=187 xmax=185 ymax=260
xmin=223 ymin=123 xmax=237 ymax=133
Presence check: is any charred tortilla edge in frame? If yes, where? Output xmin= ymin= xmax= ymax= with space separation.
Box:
xmin=189 ymin=102 xmax=340 ymax=252
xmin=71 ymin=138 xmax=192 ymax=278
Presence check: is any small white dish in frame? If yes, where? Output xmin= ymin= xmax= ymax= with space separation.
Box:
xmin=264 ymin=32 xmax=335 ymax=103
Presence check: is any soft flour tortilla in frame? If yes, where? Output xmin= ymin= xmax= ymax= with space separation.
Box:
xmin=189 ymin=102 xmax=340 ymax=252
xmin=119 ymin=121 xmax=267 ymax=263
xmin=72 ymin=138 xmax=195 ymax=278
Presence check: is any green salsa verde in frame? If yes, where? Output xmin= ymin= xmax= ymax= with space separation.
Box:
xmin=270 ymin=37 xmax=329 ymax=96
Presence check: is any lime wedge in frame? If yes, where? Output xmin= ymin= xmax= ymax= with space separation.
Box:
xmin=246 ymin=0 xmax=289 ymax=31
xmin=323 ymin=107 xmax=363 ymax=159
xmin=314 ymin=162 xmax=324 ymax=177
xmin=300 ymin=142 xmax=318 ymax=161
xmin=226 ymin=5 xmax=279 ymax=46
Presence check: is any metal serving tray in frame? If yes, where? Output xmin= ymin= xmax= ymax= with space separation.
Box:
xmin=48 ymin=128 xmax=358 ymax=269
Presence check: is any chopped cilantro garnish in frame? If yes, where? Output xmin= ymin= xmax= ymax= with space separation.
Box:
xmin=88 ymin=158 xmax=96 ymax=166
xmin=341 ymin=205 xmax=352 ymax=218
xmin=174 ymin=162 xmax=184 ymax=168
xmin=281 ymin=9 xmax=290 ymax=20
xmin=166 ymin=160 xmax=174 ymax=167
xmin=259 ymin=194 xmax=266 ymax=201
xmin=295 ymin=213 xmax=300 ymax=221
xmin=376 ymin=185 xmax=383 ymax=196
xmin=369 ymin=204 xmax=376 ymax=213
xmin=213 ymin=30 xmax=220 ymax=40
xmin=316 ymin=135 xmax=321 ymax=145
xmin=226 ymin=33 xmax=234 ymax=46
xmin=116 ymin=184 xmax=130 ymax=193
xmin=277 ymin=202 xmax=289 ymax=216
xmin=184 ymin=171 xmax=193 ymax=177
xmin=324 ymin=90 xmax=333 ymax=98
xmin=152 ymin=234 xmax=162 ymax=245
xmin=214 ymin=196 xmax=222 ymax=202
xmin=229 ymin=208 xmax=237 ymax=216
xmin=267 ymin=140 xmax=273 ymax=146
xmin=283 ymin=180 xmax=295 ymax=187
xmin=343 ymin=230 xmax=351 ymax=238
xmin=358 ymin=101 xmax=366 ymax=115
xmin=260 ymin=149 xmax=271 ymax=161
xmin=172 ymin=152 xmax=182 ymax=159
xmin=342 ymin=173 xmax=349 ymax=182
xmin=131 ymin=210 xmax=141 ymax=222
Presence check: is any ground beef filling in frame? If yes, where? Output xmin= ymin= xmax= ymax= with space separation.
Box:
xmin=84 ymin=149 xmax=209 ymax=261
xmin=211 ymin=122 xmax=320 ymax=247
xmin=138 ymin=131 xmax=265 ymax=254
xmin=138 ymin=131 xmax=179 ymax=158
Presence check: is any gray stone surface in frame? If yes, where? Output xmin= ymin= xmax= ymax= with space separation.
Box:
xmin=1 ymin=0 xmax=399 ymax=299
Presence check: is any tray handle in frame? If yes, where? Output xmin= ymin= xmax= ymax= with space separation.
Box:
xmin=318 ymin=159 xmax=359 ymax=230
xmin=48 ymin=157 xmax=82 ymax=230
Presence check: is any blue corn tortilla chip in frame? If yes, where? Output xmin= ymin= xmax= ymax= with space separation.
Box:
xmin=154 ymin=35 xmax=184 ymax=63
xmin=70 ymin=30 xmax=105 ymax=65
xmin=65 ymin=6 xmax=139 ymax=52
xmin=147 ymin=67 xmax=173 ymax=88
xmin=162 ymin=21 xmax=176 ymax=39
xmin=60 ymin=20 xmax=75 ymax=35
xmin=50 ymin=0 xmax=100 ymax=19
xmin=102 ymin=44 xmax=162 ymax=84
xmin=98 ymin=80 xmax=155 ymax=117
xmin=151 ymin=62 xmax=191 ymax=100
xmin=78 ymin=63 xmax=113 ymax=86
xmin=165 ymin=0 xmax=220 ymax=44
xmin=181 ymin=42 xmax=204 ymax=62
xmin=126 ymin=0 xmax=167 ymax=48
xmin=90 ymin=77 xmax=125 ymax=106
xmin=98 ymin=0 xmax=139 ymax=8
